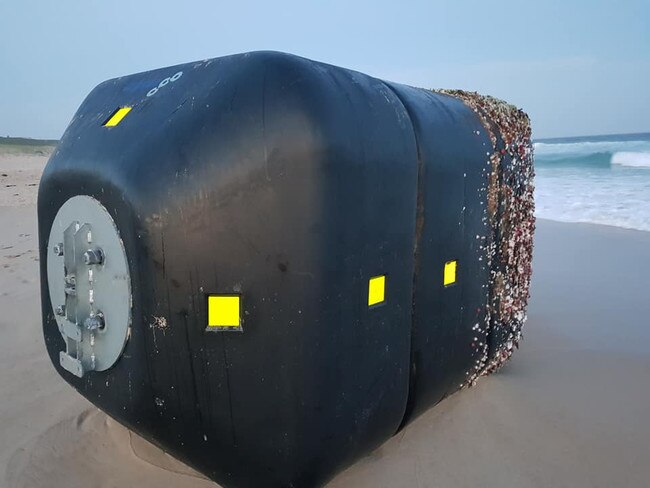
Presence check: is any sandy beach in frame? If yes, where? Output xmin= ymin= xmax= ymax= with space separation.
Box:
xmin=1 ymin=151 xmax=649 ymax=488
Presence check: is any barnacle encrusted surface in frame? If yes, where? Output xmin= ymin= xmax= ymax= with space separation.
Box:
xmin=438 ymin=90 xmax=536 ymax=385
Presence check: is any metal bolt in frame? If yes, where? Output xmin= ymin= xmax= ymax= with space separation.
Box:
xmin=84 ymin=312 xmax=105 ymax=331
xmin=53 ymin=243 xmax=64 ymax=256
xmin=55 ymin=305 xmax=66 ymax=316
xmin=83 ymin=248 xmax=104 ymax=265
xmin=64 ymin=275 xmax=76 ymax=296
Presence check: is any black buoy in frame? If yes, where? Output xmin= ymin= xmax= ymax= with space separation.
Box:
xmin=38 ymin=51 xmax=535 ymax=487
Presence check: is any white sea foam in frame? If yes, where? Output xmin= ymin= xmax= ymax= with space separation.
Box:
xmin=535 ymin=167 xmax=650 ymax=231
xmin=611 ymin=151 xmax=650 ymax=168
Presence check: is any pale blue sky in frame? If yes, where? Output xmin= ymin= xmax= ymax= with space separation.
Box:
xmin=1 ymin=0 xmax=648 ymax=139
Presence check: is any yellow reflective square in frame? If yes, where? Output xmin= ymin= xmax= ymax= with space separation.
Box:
xmin=208 ymin=295 xmax=241 ymax=327
xmin=103 ymin=106 xmax=132 ymax=127
xmin=444 ymin=260 xmax=457 ymax=286
xmin=368 ymin=275 xmax=386 ymax=307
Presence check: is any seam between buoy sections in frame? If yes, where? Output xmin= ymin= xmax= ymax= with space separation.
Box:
xmin=379 ymin=81 xmax=424 ymax=433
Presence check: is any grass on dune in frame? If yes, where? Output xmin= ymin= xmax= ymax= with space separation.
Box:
xmin=0 ymin=137 xmax=58 ymax=156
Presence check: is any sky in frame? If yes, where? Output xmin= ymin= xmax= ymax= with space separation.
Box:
xmin=0 ymin=0 xmax=648 ymax=140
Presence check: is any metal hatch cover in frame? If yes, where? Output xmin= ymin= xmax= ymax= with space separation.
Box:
xmin=47 ymin=195 xmax=131 ymax=377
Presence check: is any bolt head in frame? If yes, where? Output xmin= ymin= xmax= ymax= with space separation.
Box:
xmin=53 ymin=243 xmax=63 ymax=256
xmin=83 ymin=248 xmax=104 ymax=265
xmin=84 ymin=312 xmax=105 ymax=331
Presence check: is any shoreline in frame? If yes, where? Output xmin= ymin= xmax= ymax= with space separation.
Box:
xmin=4 ymin=149 xmax=650 ymax=235
xmin=537 ymin=216 xmax=650 ymax=235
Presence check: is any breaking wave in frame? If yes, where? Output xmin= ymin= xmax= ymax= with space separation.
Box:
xmin=611 ymin=152 xmax=650 ymax=168
xmin=534 ymin=139 xmax=650 ymax=169
xmin=534 ymin=134 xmax=650 ymax=231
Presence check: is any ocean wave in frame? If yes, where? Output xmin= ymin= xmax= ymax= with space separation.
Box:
xmin=534 ymin=140 xmax=650 ymax=157
xmin=535 ymin=151 xmax=612 ymax=168
xmin=611 ymin=152 xmax=650 ymax=168
xmin=534 ymin=139 xmax=650 ymax=169
xmin=534 ymin=135 xmax=650 ymax=231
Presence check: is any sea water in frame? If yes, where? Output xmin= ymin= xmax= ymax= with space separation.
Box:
xmin=534 ymin=133 xmax=650 ymax=231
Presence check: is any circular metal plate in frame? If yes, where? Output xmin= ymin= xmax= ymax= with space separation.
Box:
xmin=47 ymin=195 xmax=131 ymax=375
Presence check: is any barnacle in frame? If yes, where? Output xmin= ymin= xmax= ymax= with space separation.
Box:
xmin=437 ymin=90 xmax=536 ymax=384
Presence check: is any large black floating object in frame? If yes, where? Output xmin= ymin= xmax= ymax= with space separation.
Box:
xmin=38 ymin=51 xmax=535 ymax=487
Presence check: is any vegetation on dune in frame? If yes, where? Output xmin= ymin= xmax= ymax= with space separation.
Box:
xmin=0 ymin=136 xmax=58 ymax=155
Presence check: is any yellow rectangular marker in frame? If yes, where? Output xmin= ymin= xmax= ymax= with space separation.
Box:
xmin=208 ymin=295 xmax=241 ymax=328
xmin=103 ymin=106 xmax=132 ymax=127
xmin=444 ymin=260 xmax=457 ymax=286
xmin=368 ymin=275 xmax=386 ymax=307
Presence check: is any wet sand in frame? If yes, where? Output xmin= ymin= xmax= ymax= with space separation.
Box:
xmin=1 ymin=152 xmax=649 ymax=487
